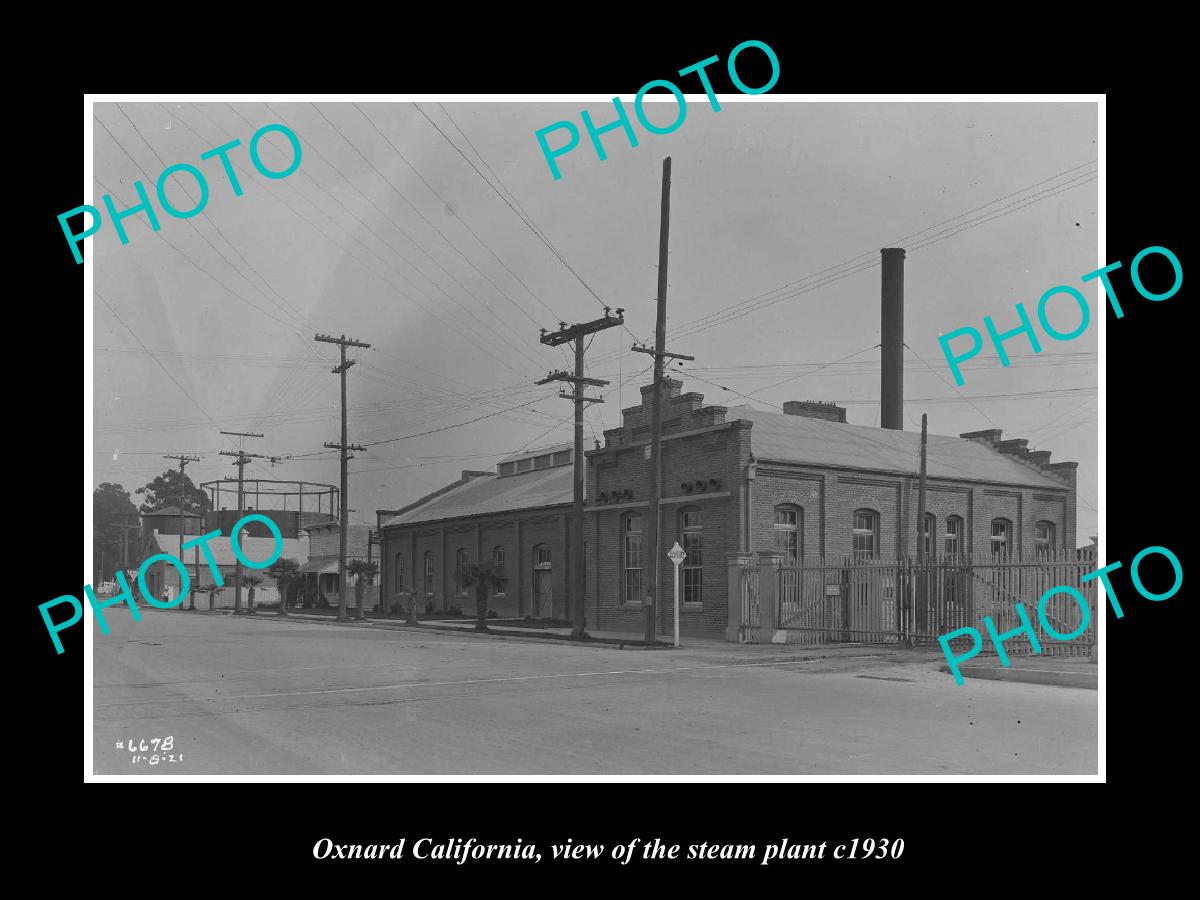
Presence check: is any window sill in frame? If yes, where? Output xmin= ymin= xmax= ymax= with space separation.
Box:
xmin=682 ymin=602 xmax=703 ymax=612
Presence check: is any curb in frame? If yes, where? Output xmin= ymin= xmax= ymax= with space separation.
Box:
xmin=947 ymin=664 xmax=1098 ymax=690
xmin=229 ymin=610 xmax=676 ymax=650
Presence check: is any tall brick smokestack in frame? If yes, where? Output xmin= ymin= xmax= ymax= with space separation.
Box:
xmin=880 ymin=247 xmax=905 ymax=430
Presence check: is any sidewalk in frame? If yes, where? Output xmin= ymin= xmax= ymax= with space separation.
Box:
xmin=946 ymin=655 xmax=1098 ymax=690
xmin=201 ymin=606 xmax=949 ymax=668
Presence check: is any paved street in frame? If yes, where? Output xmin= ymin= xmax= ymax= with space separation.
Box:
xmin=93 ymin=610 xmax=1098 ymax=776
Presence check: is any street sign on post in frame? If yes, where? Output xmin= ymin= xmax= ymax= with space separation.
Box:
xmin=667 ymin=541 xmax=687 ymax=647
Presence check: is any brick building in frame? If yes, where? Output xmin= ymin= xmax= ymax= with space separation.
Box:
xmin=378 ymin=377 xmax=1077 ymax=640
xmin=379 ymin=452 xmax=575 ymax=619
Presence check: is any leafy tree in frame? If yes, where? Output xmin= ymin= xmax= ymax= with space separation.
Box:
xmin=93 ymin=482 xmax=140 ymax=580
xmin=462 ymin=560 xmax=507 ymax=632
xmin=266 ymin=558 xmax=301 ymax=615
xmin=347 ymin=559 xmax=380 ymax=617
xmin=136 ymin=468 xmax=211 ymax=515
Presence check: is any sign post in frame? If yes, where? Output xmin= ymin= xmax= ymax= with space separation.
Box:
xmin=667 ymin=541 xmax=687 ymax=647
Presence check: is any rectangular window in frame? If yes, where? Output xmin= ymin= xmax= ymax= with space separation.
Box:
xmin=1035 ymin=522 xmax=1055 ymax=557
xmin=456 ymin=549 xmax=470 ymax=594
xmin=945 ymin=517 xmax=962 ymax=556
xmin=922 ymin=513 xmax=936 ymax=557
xmin=990 ymin=519 xmax=1011 ymax=556
xmin=682 ymin=510 xmax=703 ymax=605
xmin=853 ymin=510 xmax=878 ymax=558
xmin=773 ymin=507 xmax=800 ymax=565
xmin=394 ymin=553 xmax=405 ymax=594
xmin=423 ymin=553 xmax=433 ymax=597
xmin=492 ymin=547 xmax=506 ymax=596
xmin=624 ymin=520 xmax=643 ymax=606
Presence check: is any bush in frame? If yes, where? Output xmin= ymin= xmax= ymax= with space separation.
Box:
xmin=487 ymin=610 xmax=498 ymax=619
xmin=425 ymin=601 xmax=434 ymax=614
xmin=447 ymin=605 xmax=464 ymax=617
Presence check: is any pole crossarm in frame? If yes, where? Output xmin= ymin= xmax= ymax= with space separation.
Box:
xmin=630 ymin=344 xmax=695 ymax=362
xmin=314 ymin=333 xmax=372 ymax=349
xmin=537 ymin=370 xmax=610 ymax=388
xmin=557 ymin=391 xmax=605 ymax=403
xmin=539 ymin=310 xmax=625 ymax=347
xmin=323 ymin=442 xmax=367 ymax=452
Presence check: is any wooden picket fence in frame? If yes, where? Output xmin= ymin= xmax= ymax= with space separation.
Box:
xmin=735 ymin=548 xmax=1096 ymax=657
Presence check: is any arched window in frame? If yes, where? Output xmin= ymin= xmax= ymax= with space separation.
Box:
xmin=455 ymin=548 xmax=470 ymax=594
xmin=773 ymin=505 xmax=802 ymax=564
xmin=990 ymin=518 xmax=1012 ymax=556
xmin=1035 ymin=521 xmax=1056 ymax=557
xmin=492 ymin=546 xmax=506 ymax=596
xmin=922 ymin=512 xmax=936 ymax=557
xmin=945 ymin=515 xmax=964 ymax=557
xmin=853 ymin=508 xmax=879 ymax=558
xmin=423 ymin=551 xmax=434 ymax=597
xmin=623 ymin=512 xmax=643 ymax=605
xmin=680 ymin=508 xmax=703 ymax=604
xmin=394 ymin=552 xmax=405 ymax=594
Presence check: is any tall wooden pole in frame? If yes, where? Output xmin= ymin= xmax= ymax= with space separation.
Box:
xmin=315 ymin=333 xmax=370 ymax=622
xmin=571 ymin=336 xmax=587 ymax=637
xmin=644 ymin=157 xmax=672 ymax=644
xmin=339 ymin=341 xmax=349 ymax=621
xmin=164 ymin=454 xmax=201 ymax=607
xmin=219 ymin=432 xmax=266 ymax=614
xmin=537 ymin=313 xmax=623 ymax=639
xmin=914 ymin=413 xmax=929 ymax=642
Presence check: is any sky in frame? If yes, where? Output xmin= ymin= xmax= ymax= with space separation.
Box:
xmin=90 ymin=98 xmax=1099 ymax=541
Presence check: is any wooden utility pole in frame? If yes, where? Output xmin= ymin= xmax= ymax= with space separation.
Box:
xmin=631 ymin=157 xmax=693 ymax=644
xmin=164 ymin=454 xmax=201 ymax=607
xmin=219 ymin=431 xmax=268 ymax=615
xmin=315 ymin=333 xmax=371 ymax=622
xmin=110 ymin=516 xmax=140 ymax=571
xmin=913 ymin=413 xmax=929 ymax=643
xmin=539 ymin=309 xmax=625 ymax=639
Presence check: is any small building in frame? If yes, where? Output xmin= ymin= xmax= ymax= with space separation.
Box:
xmin=139 ymin=506 xmax=202 ymax=539
xmin=296 ymin=520 xmax=375 ymax=609
xmin=141 ymin=528 xmax=308 ymax=607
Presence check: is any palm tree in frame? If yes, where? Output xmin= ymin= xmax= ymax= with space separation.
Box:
xmin=462 ymin=559 xmax=507 ymax=632
xmin=197 ymin=584 xmax=226 ymax=611
xmin=241 ymin=573 xmax=264 ymax=613
xmin=267 ymin=557 xmax=300 ymax=615
xmin=347 ymin=559 xmax=380 ymax=619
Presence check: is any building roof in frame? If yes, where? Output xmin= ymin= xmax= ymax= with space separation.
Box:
xmin=497 ymin=442 xmax=573 ymax=465
xmin=726 ymin=406 xmax=1066 ymax=489
xmin=301 ymin=522 xmax=372 ymax=556
xmin=382 ymin=465 xmax=574 ymax=528
xmin=150 ymin=531 xmax=309 ymax=568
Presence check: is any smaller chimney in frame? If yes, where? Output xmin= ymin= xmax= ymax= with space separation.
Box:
xmin=783 ymin=400 xmax=847 ymax=423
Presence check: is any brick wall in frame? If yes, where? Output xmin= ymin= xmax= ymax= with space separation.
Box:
xmin=382 ymin=509 xmax=571 ymax=619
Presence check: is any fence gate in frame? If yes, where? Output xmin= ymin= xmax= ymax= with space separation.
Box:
xmin=741 ymin=550 xmax=1096 ymax=656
